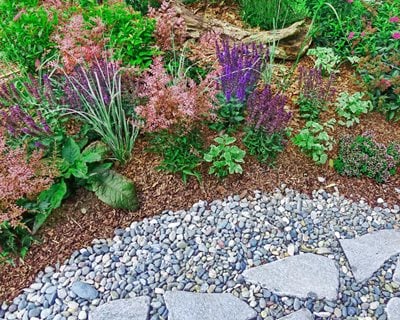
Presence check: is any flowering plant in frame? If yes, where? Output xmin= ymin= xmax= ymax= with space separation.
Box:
xmin=216 ymin=40 xmax=266 ymax=103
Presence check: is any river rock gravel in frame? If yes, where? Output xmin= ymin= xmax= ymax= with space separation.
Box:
xmin=1 ymin=187 xmax=400 ymax=320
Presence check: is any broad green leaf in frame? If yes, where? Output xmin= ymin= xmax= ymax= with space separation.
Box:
xmin=81 ymin=141 xmax=110 ymax=163
xmin=62 ymin=137 xmax=81 ymax=164
xmin=89 ymin=170 xmax=139 ymax=211
xmin=33 ymin=180 xmax=67 ymax=233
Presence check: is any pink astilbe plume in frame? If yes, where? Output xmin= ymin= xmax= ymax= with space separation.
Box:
xmin=136 ymin=57 xmax=218 ymax=131
xmin=52 ymin=14 xmax=108 ymax=73
xmin=148 ymin=0 xmax=187 ymax=51
xmin=0 ymin=130 xmax=55 ymax=227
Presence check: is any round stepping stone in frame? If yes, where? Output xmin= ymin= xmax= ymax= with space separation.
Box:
xmin=387 ymin=297 xmax=400 ymax=320
xmin=71 ymin=281 xmax=99 ymax=300
xmin=163 ymin=291 xmax=257 ymax=320
xmin=90 ymin=297 xmax=150 ymax=320
xmin=278 ymin=309 xmax=313 ymax=320
xmin=339 ymin=229 xmax=400 ymax=283
xmin=242 ymin=253 xmax=338 ymax=300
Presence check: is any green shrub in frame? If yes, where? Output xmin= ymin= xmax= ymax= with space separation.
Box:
xmin=146 ymin=127 xmax=205 ymax=183
xmin=335 ymin=92 xmax=373 ymax=127
xmin=209 ymin=93 xmax=245 ymax=133
xmin=240 ymin=0 xmax=308 ymax=30
xmin=94 ymin=3 xmax=157 ymax=68
xmin=334 ymin=133 xmax=400 ymax=183
xmin=0 ymin=5 xmax=58 ymax=71
xmin=243 ymin=128 xmax=288 ymax=164
xmin=125 ymin=0 xmax=161 ymax=15
xmin=292 ymin=119 xmax=335 ymax=164
xmin=204 ymin=134 xmax=246 ymax=178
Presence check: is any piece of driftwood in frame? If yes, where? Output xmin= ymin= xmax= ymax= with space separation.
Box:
xmin=172 ymin=1 xmax=312 ymax=60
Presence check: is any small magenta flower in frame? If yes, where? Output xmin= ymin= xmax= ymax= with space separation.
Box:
xmin=361 ymin=31 xmax=366 ymax=37
xmin=348 ymin=32 xmax=355 ymax=40
xmin=389 ymin=16 xmax=400 ymax=23
xmin=392 ymin=32 xmax=400 ymax=39
xmin=347 ymin=0 xmax=353 ymax=3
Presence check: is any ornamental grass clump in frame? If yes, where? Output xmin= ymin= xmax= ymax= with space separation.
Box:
xmin=62 ymin=59 xmax=140 ymax=165
xmin=243 ymin=85 xmax=291 ymax=164
xmin=334 ymin=132 xmax=400 ymax=183
xmin=297 ymin=66 xmax=336 ymax=121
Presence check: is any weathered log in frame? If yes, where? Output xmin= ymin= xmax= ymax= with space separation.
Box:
xmin=172 ymin=1 xmax=312 ymax=60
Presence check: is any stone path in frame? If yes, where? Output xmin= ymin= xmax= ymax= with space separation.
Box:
xmin=340 ymin=230 xmax=400 ymax=283
xmin=243 ymin=253 xmax=339 ymax=300
xmin=2 ymin=189 xmax=400 ymax=320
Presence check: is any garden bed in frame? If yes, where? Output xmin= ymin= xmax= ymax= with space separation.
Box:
xmin=0 ymin=0 xmax=400 ymax=308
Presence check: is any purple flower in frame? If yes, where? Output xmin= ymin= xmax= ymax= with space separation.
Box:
xmin=348 ymin=32 xmax=355 ymax=40
xmin=392 ymin=32 xmax=400 ymax=39
xmin=389 ymin=16 xmax=400 ymax=23
xmin=246 ymin=85 xmax=291 ymax=134
xmin=216 ymin=40 xmax=267 ymax=102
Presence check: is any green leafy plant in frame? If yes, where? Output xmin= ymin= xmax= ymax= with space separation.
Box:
xmin=124 ymin=0 xmax=161 ymax=15
xmin=58 ymin=137 xmax=139 ymax=211
xmin=307 ymin=47 xmax=340 ymax=75
xmin=243 ymin=128 xmax=289 ymax=164
xmin=292 ymin=119 xmax=335 ymax=164
xmin=146 ymin=127 xmax=204 ymax=183
xmin=204 ymin=134 xmax=246 ymax=178
xmin=209 ymin=93 xmax=246 ymax=133
xmin=95 ymin=3 xmax=157 ymax=68
xmin=0 ymin=5 xmax=58 ymax=71
xmin=240 ymin=0 xmax=309 ymax=30
xmin=336 ymin=91 xmax=373 ymax=127
xmin=0 ymin=222 xmax=35 ymax=265
xmin=334 ymin=133 xmax=400 ymax=183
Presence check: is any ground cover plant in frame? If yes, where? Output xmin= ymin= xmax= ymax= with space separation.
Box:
xmin=0 ymin=0 xmax=400 ymax=300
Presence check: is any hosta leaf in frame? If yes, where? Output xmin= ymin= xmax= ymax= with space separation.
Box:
xmin=89 ymin=170 xmax=139 ymax=211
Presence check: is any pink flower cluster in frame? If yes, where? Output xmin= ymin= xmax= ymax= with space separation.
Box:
xmin=393 ymin=32 xmax=400 ymax=40
xmin=52 ymin=14 xmax=108 ymax=73
xmin=148 ymin=0 xmax=187 ymax=51
xmin=0 ymin=130 xmax=55 ymax=227
xmin=136 ymin=57 xmax=218 ymax=132
xmin=389 ymin=16 xmax=400 ymax=23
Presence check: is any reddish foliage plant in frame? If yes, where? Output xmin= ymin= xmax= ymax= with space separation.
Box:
xmin=136 ymin=57 xmax=218 ymax=132
xmin=52 ymin=14 xmax=108 ymax=73
xmin=0 ymin=130 xmax=54 ymax=227
xmin=148 ymin=0 xmax=187 ymax=51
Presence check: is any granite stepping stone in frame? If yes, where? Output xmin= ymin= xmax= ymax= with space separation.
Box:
xmin=386 ymin=297 xmax=400 ymax=320
xmin=90 ymin=297 xmax=150 ymax=320
xmin=278 ymin=309 xmax=313 ymax=320
xmin=242 ymin=253 xmax=338 ymax=300
xmin=339 ymin=229 xmax=400 ymax=283
xmin=163 ymin=291 xmax=257 ymax=320
xmin=393 ymin=257 xmax=400 ymax=284
xmin=70 ymin=281 xmax=99 ymax=300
